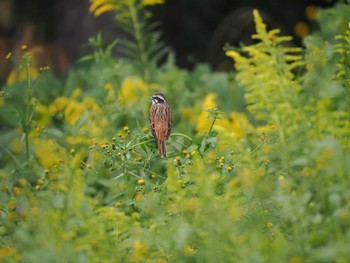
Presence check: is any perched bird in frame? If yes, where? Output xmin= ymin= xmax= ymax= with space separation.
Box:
xmin=150 ymin=93 xmax=172 ymax=157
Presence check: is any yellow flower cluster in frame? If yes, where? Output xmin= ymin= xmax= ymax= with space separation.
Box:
xmin=89 ymin=0 xmax=115 ymax=16
xmin=186 ymin=93 xmax=252 ymax=138
xmin=89 ymin=0 xmax=165 ymax=16
xmin=119 ymin=76 xmax=158 ymax=105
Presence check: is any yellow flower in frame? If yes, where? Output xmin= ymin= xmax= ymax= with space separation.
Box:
xmin=138 ymin=179 xmax=145 ymax=185
xmin=141 ymin=0 xmax=165 ymax=5
xmin=21 ymin=44 xmax=28 ymax=51
xmin=294 ymin=21 xmax=310 ymax=37
xmin=119 ymin=77 xmax=150 ymax=104
xmin=33 ymin=138 xmax=66 ymax=168
xmin=13 ymin=187 xmax=21 ymax=195
xmin=104 ymin=82 xmax=113 ymax=91
xmin=89 ymin=0 xmax=115 ymax=16
xmin=5 ymin=52 xmax=12 ymax=59
xmin=196 ymin=93 xmax=218 ymax=133
xmin=305 ymin=5 xmax=318 ymax=20
xmin=34 ymin=103 xmax=52 ymax=127
xmin=132 ymin=240 xmax=148 ymax=261
xmin=217 ymin=112 xmax=252 ymax=138
xmin=267 ymin=222 xmax=273 ymax=228
xmin=6 ymin=67 xmax=39 ymax=85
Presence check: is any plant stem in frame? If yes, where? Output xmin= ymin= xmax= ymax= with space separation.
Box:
xmin=24 ymin=62 xmax=31 ymax=160
xmin=208 ymin=118 xmax=217 ymax=133
xmin=170 ymin=133 xmax=193 ymax=142
xmin=0 ymin=144 xmax=23 ymax=169
xmin=128 ymin=0 xmax=151 ymax=82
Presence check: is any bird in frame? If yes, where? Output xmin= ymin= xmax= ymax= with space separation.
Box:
xmin=149 ymin=93 xmax=172 ymax=157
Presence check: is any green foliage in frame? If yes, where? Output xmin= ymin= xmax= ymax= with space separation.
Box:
xmin=1 ymin=2 xmax=350 ymax=263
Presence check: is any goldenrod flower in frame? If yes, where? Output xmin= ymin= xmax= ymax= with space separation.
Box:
xmin=13 ymin=187 xmax=21 ymax=195
xmin=89 ymin=0 xmax=115 ymax=16
xmin=141 ymin=0 xmax=165 ymax=5
xmin=119 ymin=77 xmax=150 ymax=104
xmin=305 ymin=5 xmax=318 ymax=20
xmin=294 ymin=21 xmax=310 ymax=37
xmin=6 ymin=67 xmax=39 ymax=85
xmin=104 ymin=82 xmax=113 ymax=91
xmin=196 ymin=93 xmax=218 ymax=133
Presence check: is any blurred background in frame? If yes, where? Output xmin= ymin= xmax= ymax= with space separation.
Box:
xmin=0 ymin=0 xmax=335 ymax=84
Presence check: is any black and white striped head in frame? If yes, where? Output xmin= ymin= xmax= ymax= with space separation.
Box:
xmin=151 ymin=93 xmax=167 ymax=105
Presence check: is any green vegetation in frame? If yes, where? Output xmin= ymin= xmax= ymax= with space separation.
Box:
xmin=1 ymin=1 xmax=350 ymax=262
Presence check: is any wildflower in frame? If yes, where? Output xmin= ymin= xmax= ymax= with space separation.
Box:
xmin=264 ymin=210 xmax=269 ymax=215
xmin=116 ymin=202 xmax=122 ymax=207
xmin=267 ymin=222 xmax=273 ymax=228
xmin=302 ymin=167 xmax=312 ymax=177
xmin=104 ymin=82 xmax=113 ymax=91
xmin=132 ymin=240 xmax=147 ymax=260
xmin=13 ymin=187 xmax=21 ymax=195
xmin=138 ymin=179 xmax=145 ymax=185
xmin=37 ymin=178 xmax=44 ymax=184
xmin=6 ymin=67 xmax=39 ymax=84
xmin=35 ymin=185 xmax=40 ymax=191
xmin=227 ymin=166 xmax=233 ymax=171
xmin=175 ymin=156 xmax=181 ymax=161
xmin=142 ymin=127 xmax=148 ymax=132
xmin=141 ymin=0 xmax=165 ymax=6
xmin=119 ymin=77 xmax=149 ymax=105
xmin=8 ymin=212 xmax=17 ymax=220
xmin=305 ymin=5 xmax=318 ymax=20
xmin=294 ymin=21 xmax=310 ymax=37
xmin=184 ymin=245 xmax=197 ymax=255
xmin=186 ymin=154 xmax=191 ymax=159
xmin=151 ymin=174 xmax=156 ymax=179
xmin=123 ymin=126 xmax=129 ymax=131
xmin=5 ymin=52 xmax=12 ymax=59
xmin=196 ymin=93 xmax=218 ymax=133
xmin=89 ymin=0 xmax=114 ymax=16
xmin=21 ymin=44 xmax=27 ymax=51
xmin=182 ymin=149 xmax=188 ymax=154
xmin=7 ymin=200 xmax=16 ymax=210
xmin=70 ymin=148 xmax=76 ymax=156
xmin=135 ymin=192 xmax=143 ymax=202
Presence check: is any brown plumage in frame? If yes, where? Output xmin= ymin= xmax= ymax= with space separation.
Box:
xmin=150 ymin=93 xmax=172 ymax=157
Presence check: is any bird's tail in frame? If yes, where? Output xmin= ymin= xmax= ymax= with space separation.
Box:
xmin=158 ymin=139 xmax=166 ymax=157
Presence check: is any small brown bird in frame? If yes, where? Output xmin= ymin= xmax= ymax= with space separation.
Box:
xmin=150 ymin=93 xmax=172 ymax=157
